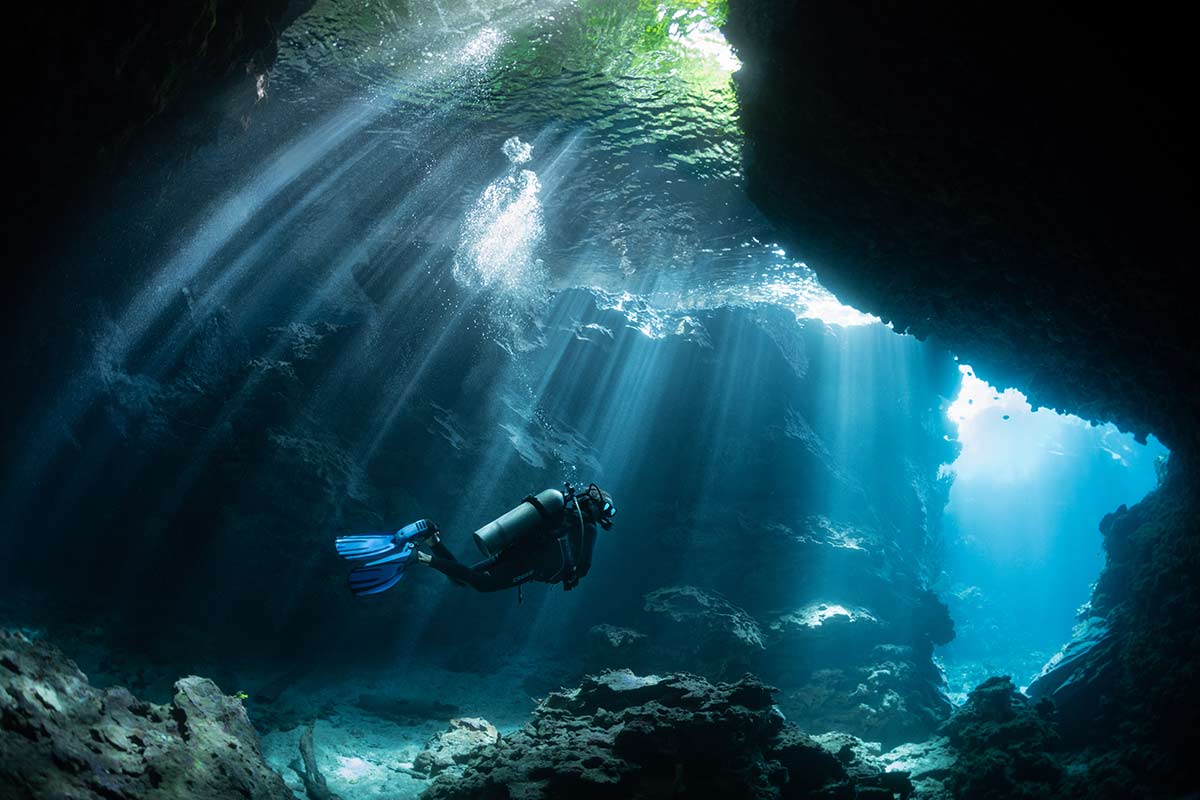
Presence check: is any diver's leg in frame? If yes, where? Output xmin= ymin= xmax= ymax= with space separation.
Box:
xmin=428 ymin=530 xmax=459 ymax=563
xmin=421 ymin=553 xmax=511 ymax=592
xmin=421 ymin=530 xmax=468 ymax=586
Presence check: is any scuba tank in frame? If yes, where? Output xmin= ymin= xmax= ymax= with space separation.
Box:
xmin=472 ymin=488 xmax=565 ymax=557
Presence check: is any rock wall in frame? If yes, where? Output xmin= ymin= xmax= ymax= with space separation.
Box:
xmin=422 ymin=669 xmax=913 ymax=800
xmin=723 ymin=0 xmax=1196 ymax=456
xmin=0 ymin=629 xmax=291 ymax=800
xmin=4 ymin=0 xmax=314 ymax=359
xmin=724 ymin=1 xmax=1199 ymax=792
xmin=1026 ymin=456 xmax=1200 ymax=795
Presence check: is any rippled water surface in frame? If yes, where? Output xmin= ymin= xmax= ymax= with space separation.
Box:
xmin=265 ymin=0 xmax=871 ymax=324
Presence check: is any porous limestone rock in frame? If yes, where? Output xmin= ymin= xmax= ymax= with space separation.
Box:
xmin=0 ymin=629 xmax=291 ymax=800
xmin=880 ymin=737 xmax=955 ymax=800
xmin=412 ymin=717 xmax=500 ymax=778
xmin=936 ymin=676 xmax=1062 ymax=800
xmin=421 ymin=669 xmax=912 ymax=800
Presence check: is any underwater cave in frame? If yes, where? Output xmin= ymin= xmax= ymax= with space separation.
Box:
xmin=2 ymin=2 xmax=1195 ymax=799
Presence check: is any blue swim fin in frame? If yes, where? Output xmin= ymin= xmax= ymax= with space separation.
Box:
xmin=347 ymin=542 xmax=417 ymax=596
xmin=335 ymin=519 xmax=433 ymax=561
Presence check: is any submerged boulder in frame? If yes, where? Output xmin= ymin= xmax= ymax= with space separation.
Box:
xmin=767 ymin=602 xmax=886 ymax=653
xmin=939 ymin=676 xmax=1061 ymax=798
xmin=421 ymin=669 xmax=912 ymax=800
xmin=413 ymin=717 xmax=501 ymax=778
xmin=881 ymin=737 xmax=955 ymax=800
xmin=642 ymin=586 xmax=765 ymax=676
xmin=611 ymin=585 xmax=950 ymax=746
xmin=0 ymin=629 xmax=291 ymax=800
xmin=876 ymin=675 xmax=1063 ymax=800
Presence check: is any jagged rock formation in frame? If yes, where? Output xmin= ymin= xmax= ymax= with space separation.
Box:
xmin=413 ymin=718 xmax=501 ymax=778
xmin=882 ymin=676 xmax=1063 ymax=800
xmin=608 ymin=583 xmax=952 ymax=747
xmin=0 ymin=629 xmax=291 ymax=800
xmin=422 ymin=669 xmax=913 ymax=800
xmin=1027 ymin=462 xmax=1200 ymax=794
xmin=939 ymin=677 xmax=1061 ymax=799
xmin=723 ymin=0 xmax=1196 ymax=454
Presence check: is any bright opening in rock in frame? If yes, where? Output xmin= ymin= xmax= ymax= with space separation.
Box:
xmin=936 ymin=365 xmax=1168 ymax=701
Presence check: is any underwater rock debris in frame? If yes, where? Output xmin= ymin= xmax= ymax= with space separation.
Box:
xmin=421 ymin=669 xmax=913 ymax=800
xmin=881 ymin=676 xmax=1062 ymax=800
xmin=412 ymin=717 xmax=501 ymax=778
xmin=0 ymin=629 xmax=291 ymax=800
xmin=939 ymin=677 xmax=1061 ymax=799
xmin=290 ymin=724 xmax=345 ymax=800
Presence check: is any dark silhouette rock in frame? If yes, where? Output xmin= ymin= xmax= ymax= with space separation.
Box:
xmin=643 ymin=585 xmax=765 ymax=674
xmin=8 ymin=1 xmax=314 ymax=260
xmin=723 ymin=3 xmax=1199 ymax=789
xmin=939 ymin=676 xmax=1061 ymax=799
xmin=723 ymin=0 xmax=1196 ymax=456
xmin=421 ymin=669 xmax=912 ymax=800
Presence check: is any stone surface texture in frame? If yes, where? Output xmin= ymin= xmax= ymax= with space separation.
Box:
xmin=0 ymin=629 xmax=291 ymax=800
xmin=421 ymin=669 xmax=912 ymax=800
xmin=412 ymin=717 xmax=501 ymax=778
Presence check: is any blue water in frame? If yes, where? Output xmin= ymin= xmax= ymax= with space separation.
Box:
xmin=936 ymin=366 xmax=1167 ymax=701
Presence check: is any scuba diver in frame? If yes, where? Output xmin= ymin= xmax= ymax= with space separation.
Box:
xmin=334 ymin=482 xmax=615 ymax=597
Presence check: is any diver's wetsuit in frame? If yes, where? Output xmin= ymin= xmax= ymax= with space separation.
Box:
xmin=428 ymin=512 xmax=597 ymax=592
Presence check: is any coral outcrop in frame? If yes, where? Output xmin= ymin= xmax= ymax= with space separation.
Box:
xmin=0 ymin=629 xmax=291 ymax=800
xmin=422 ymin=669 xmax=913 ymax=800
xmin=413 ymin=718 xmax=501 ymax=778
xmin=877 ymin=677 xmax=1063 ymax=800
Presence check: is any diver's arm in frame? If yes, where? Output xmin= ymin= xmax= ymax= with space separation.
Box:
xmin=574 ymin=521 xmax=598 ymax=579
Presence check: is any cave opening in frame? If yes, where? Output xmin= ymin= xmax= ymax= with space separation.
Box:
xmin=935 ymin=365 xmax=1168 ymax=702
